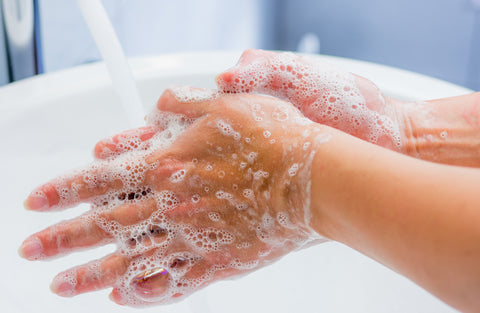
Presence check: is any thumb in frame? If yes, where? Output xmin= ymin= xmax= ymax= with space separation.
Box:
xmin=155 ymin=86 xmax=217 ymax=119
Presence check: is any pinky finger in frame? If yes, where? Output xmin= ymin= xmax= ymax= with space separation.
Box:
xmin=50 ymin=254 xmax=130 ymax=297
xmin=109 ymin=287 xmax=129 ymax=305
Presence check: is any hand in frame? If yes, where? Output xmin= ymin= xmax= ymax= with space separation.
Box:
xmin=216 ymin=49 xmax=402 ymax=150
xmin=19 ymin=88 xmax=328 ymax=307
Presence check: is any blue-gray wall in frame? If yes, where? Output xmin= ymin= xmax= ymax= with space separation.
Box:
xmin=268 ymin=0 xmax=480 ymax=90
xmin=2 ymin=0 xmax=479 ymax=90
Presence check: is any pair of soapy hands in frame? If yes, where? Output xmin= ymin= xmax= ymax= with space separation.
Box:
xmin=19 ymin=50 xmax=401 ymax=306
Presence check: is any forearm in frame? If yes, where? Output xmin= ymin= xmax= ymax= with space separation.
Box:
xmin=398 ymin=92 xmax=480 ymax=167
xmin=309 ymin=126 xmax=480 ymax=313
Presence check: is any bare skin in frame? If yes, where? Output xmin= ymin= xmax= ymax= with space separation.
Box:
xmin=399 ymin=93 xmax=480 ymax=167
xmin=216 ymin=49 xmax=480 ymax=167
xmin=18 ymin=51 xmax=480 ymax=311
xmin=20 ymin=90 xmax=325 ymax=306
xmin=215 ymin=50 xmax=480 ymax=312
xmin=309 ymin=129 xmax=480 ymax=313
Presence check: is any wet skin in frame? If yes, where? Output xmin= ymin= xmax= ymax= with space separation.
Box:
xmin=20 ymin=90 xmax=326 ymax=305
xmin=19 ymin=50 xmax=480 ymax=312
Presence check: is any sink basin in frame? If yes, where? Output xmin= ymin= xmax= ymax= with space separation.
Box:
xmin=0 ymin=51 xmax=470 ymax=313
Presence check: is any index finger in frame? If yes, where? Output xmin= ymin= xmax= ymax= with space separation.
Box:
xmin=24 ymin=162 xmax=123 ymax=211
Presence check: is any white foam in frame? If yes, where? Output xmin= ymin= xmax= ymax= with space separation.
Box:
xmin=217 ymin=119 xmax=241 ymax=141
xmin=42 ymin=87 xmax=334 ymax=306
xmin=217 ymin=51 xmax=401 ymax=150
xmin=169 ymin=169 xmax=186 ymax=183
xmin=288 ymin=163 xmax=299 ymax=177
xmin=169 ymin=86 xmax=219 ymax=103
xmin=208 ymin=212 xmax=221 ymax=222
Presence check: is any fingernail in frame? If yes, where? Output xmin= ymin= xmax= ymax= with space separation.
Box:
xmin=50 ymin=279 xmax=75 ymax=297
xmin=24 ymin=190 xmax=48 ymax=211
xmin=18 ymin=237 xmax=43 ymax=260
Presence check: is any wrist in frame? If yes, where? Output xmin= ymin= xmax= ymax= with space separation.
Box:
xmin=391 ymin=98 xmax=419 ymax=158
xmin=298 ymin=125 xmax=349 ymax=240
xmin=272 ymin=122 xmax=332 ymax=239
xmin=396 ymin=93 xmax=480 ymax=167
xmin=306 ymin=125 xmax=396 ymax=242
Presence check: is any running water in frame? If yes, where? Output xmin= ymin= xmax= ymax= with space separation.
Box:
xmin=74 ymin=1 xmax=210 ymax=311
xmin=76 ymin=0 xmax=145 ymax=128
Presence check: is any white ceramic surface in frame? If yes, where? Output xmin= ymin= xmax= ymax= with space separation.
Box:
xmin=0 ymin=51 xmax=471 ymax=313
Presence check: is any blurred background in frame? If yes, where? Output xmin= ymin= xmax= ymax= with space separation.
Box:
xmin=1 ymin=0 xmax=479 ymax=90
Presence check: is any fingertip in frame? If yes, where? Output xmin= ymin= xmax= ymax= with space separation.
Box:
xmin=23 ymin=198 xmax=33 ymax=211
xmin=109 ymin=289 xmax=126 ymax=305
xmin=17 ymin=245 xmax=25 ymax=259
xmin=18 ymin=236 xmax=43 ymax=260
xmin=215 ymin=71 xmax=234 ymax=85
xmin=50 ymin=275 xmax=76 ymax=297
xmin=157 ymin=88 xmax=175 ymax=106
xmin=156 ymin=88 xmax=176 ymax=111
xmin=216 ymin=71 xmax=244 ymax=94
xmin=217 ymin=49 xmax=275 ymax=94
xmin=23 ymin=189 xmax=49 ymax=211
xmin=93 ymin=139 xmax=117 ymax=160
xmin=93 ymin=141 xmax=108 ymax=159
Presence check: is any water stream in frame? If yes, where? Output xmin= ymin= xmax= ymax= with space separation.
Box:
xmin=75 ymin=1 xmax=210 ymax=311
xmin=76 ymin=0 xmax=145 ymax=128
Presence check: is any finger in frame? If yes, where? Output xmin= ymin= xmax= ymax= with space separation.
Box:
xmin=18 ymin=216 xmax=111 ymax=261
xmin=104 ymin=198 xmax=171 ymax=249
xmin=50 ymin=254 xmax=130 ymax=297
xmin=94 ymin=126 xmax=157 ymax=159
xmin=126 ymin=251 xmax=202 ymax=304
xmin=216 ymin=49 xmax=321 ymax=110
xmin=216 ymin=49 xmax=276 ymax=93
xmin=18 ymin=198 xmax=162 ymax=261
xmin=156 ymin=87 xmax=214 ymax=119
xmin=108 ymin=257 xmax=243 ymax=306
xmin=109 ymin=265 xmax=181 ymax=305
xmin=110 ymin=287 xmax=128 ymax=305
xmin=105 ymin=196 xmax=203 ymax=252
xmin=130 ymin=266 xmax=178 ymax=302
xmin=171 ymin=258 xmax=244 ymax=299
xmin=24 ymin=163 xmax=123 ymax=211
xmin=109 ymin=273 xmax=183 ymax=306
xmin=104 ymin=197 xmax=157 ymax=226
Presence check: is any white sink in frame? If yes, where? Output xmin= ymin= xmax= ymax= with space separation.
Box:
xmin=0 ymin=51 xmax=470 ymax=313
